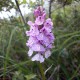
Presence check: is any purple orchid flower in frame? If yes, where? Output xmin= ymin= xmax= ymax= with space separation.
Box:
xmin=26 ymin=6 xmax=55 ymax=63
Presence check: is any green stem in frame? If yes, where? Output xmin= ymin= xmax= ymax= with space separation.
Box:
xmin=38 ymin=63 xmax=46 ymax=80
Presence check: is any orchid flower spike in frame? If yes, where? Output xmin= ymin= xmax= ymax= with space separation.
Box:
xmin=26 ymin=6 xmax=55 ymax=63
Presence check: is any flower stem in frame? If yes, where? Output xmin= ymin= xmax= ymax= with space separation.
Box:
xmin=38 ymin=63 xmax=46 ymax=80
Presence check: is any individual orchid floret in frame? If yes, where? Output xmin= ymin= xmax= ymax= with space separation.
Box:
xmin=44 ymin=18 xmax=53 ymax=29
xmin=34 ymin=6 xmax=45 ymax=17
xmin=26 ymin=23 xmax=39 ymax=36
xmin=35 ymin=16 xmax=44 ymax=25
xmin=31 ymin=53 xmax=44 ymax=63
xmin=26 ymin=6 xmax=55 ymax=63
xmin=35 ymin=13 xmax=46 ymax=25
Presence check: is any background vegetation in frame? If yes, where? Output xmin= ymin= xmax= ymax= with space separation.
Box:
xmin=0 ymin=0 xmax=80 ymax=80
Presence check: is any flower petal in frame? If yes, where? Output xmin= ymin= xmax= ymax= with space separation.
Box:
xmin=45 ymin=50 xmax=51 ymax=58
xmin=31 ymin=53 xmax=44 ymax=63
xmin=39 ymin=54 xmax=44 ymax=63
xmin=31 ymin=54 xmax=39 ymax=61
xmin=26 ymin=37 xmax=38 ymax=47
xmin=27 ymin=21 xmax=33 ymax=26
xmin=28 ymin=49 xmax=33 ymax=56
xmin=44 ymin=18 xmax=53 ymax=29
xmin=37 ymin=32 xmax=45 ymax=40
xmin=31 ymin=43 xmax=45 ymax=51
xmin=35 ymin=16 xmax=44 ymax=25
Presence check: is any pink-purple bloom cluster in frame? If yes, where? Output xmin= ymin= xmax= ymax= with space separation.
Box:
xmin=26 ymin=6 xmax=55 ymax=63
